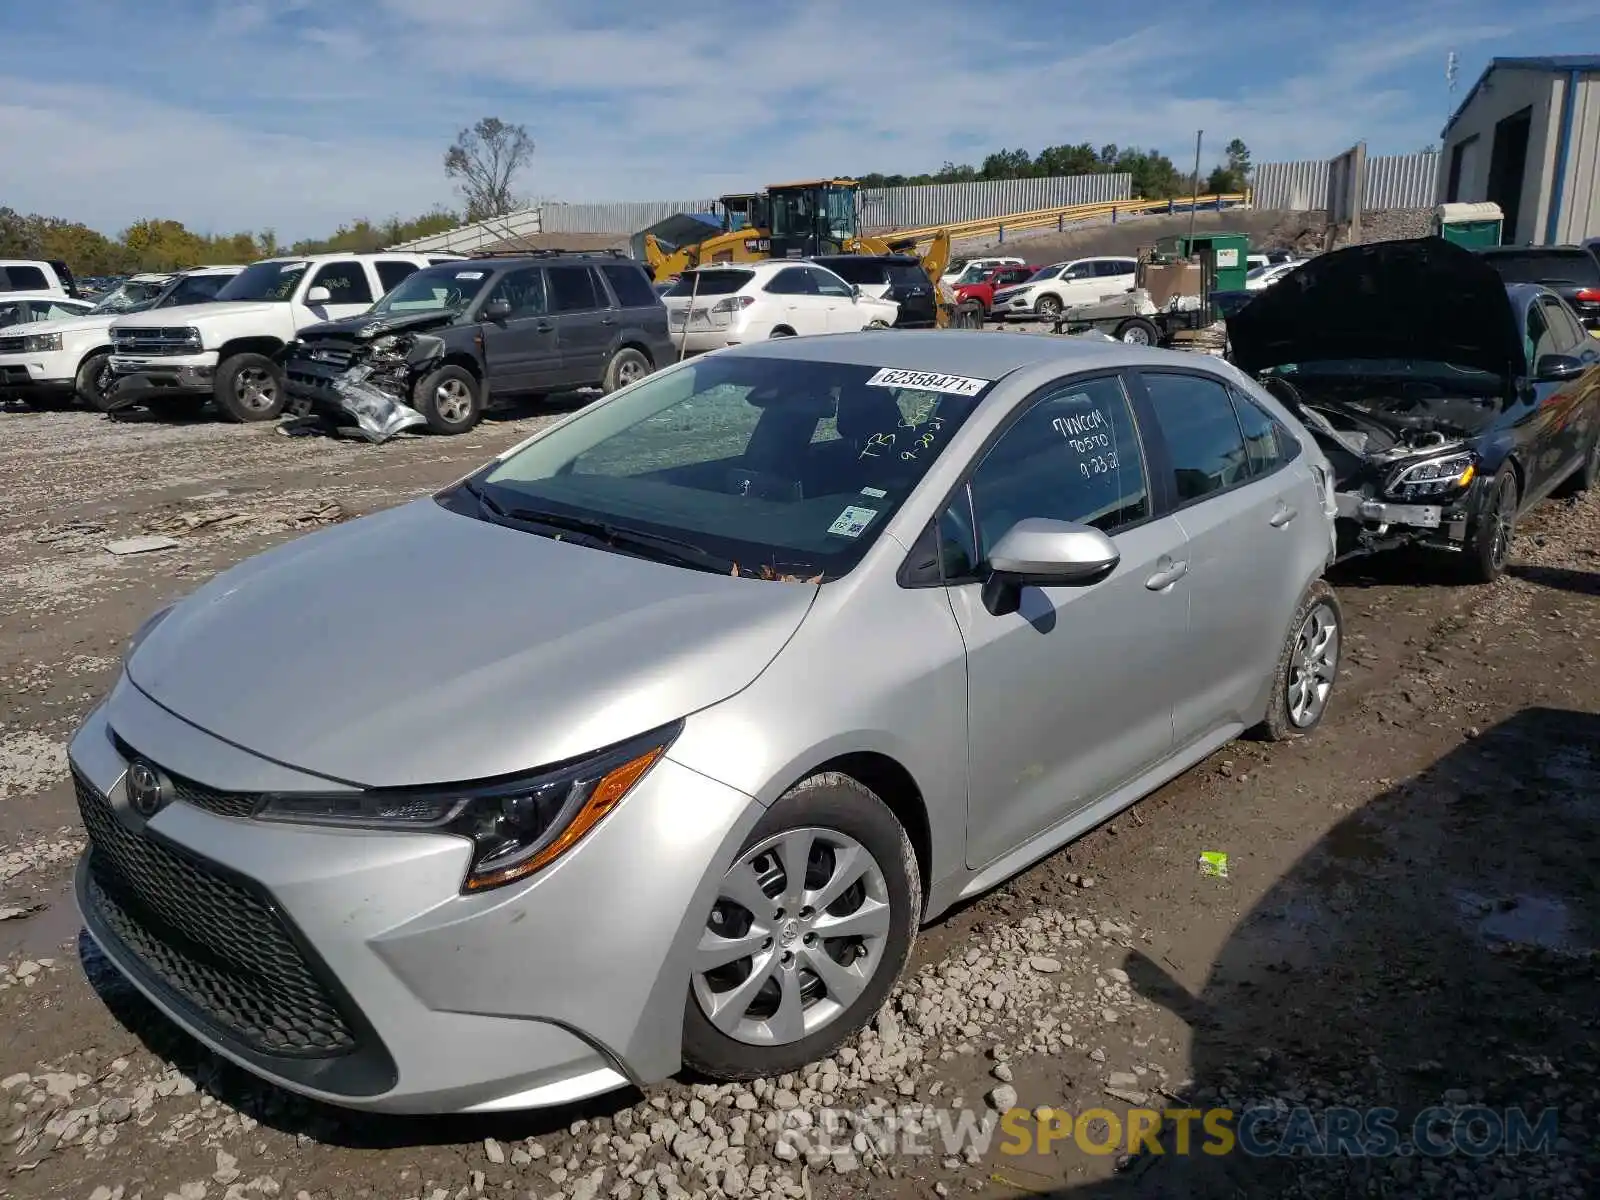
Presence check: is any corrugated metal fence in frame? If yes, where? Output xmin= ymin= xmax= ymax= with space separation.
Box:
xmin=860 ymin=174 xmax=1132 ymax=231
xmin=538 ymin=199 xmax=720 ymax=234
xmin=1253 ymin=151 xmax=1440 ymax=212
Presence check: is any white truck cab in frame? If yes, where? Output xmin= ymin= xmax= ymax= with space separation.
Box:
xmin=0 ymin=259 xmax=78 ymax=299
xmin=0 ymin=266 xmax=244 ymax=410
xmin=108 ymin=253 xmax=438 ymax=421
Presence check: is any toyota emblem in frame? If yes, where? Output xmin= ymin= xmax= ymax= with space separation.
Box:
xmin=126 ymin=760 xmax=167 ymax=818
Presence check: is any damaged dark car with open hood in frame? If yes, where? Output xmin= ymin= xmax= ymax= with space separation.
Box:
xmin=280 ymin=252 xmax=671 ymax=442
xmin=1229 ymin=236 xmax=1600 ymax=582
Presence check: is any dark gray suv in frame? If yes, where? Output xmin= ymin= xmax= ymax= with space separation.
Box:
xmin=282 ymin=250 xmax=673 ymax=435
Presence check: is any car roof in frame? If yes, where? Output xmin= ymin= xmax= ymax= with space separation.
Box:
xmin=716 ymin=328 xmax=1201 ymax=377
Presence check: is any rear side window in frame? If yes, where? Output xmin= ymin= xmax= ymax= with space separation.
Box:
xmin=547 ymin=265 xmax=600 ymax=312
xmin=309 ymin=261 xmax=373 ymax=304
xmin=2 ymin=265 xmax=49 ymax=291
xmin=601 ymin=263 xmax=660 ymax=308
xmin=766 ymin=268 xmax=819 ymax=296
xmin=665 ymin=270 xmax=751 ymax=297
xmin=376 ymin=260 xmax=421 ymax=293
xmin=1139 ymin=372 xmax=1251 ymax=502
xmin=1229 ymin=389 xmax=1296 ymax=476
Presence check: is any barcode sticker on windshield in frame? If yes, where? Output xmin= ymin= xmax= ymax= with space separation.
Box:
xmin=864 ymin=368 xmax=989 ymax=396
xmin=455 ymin=271 xmax=485 ymax=280
xmin=827 ymin=506 xmax=879 ymax=538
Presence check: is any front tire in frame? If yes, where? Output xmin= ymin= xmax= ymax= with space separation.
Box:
xmin=1260 ymin=579 xmax=1342 ymax=741
xmin=682 ymin=774 xmax=920 ymax=1081
xmin=412 ymin=365 xmax=482 ymax=434
xmin=1034 ymin=294 xmax=1063 ymax=318
xmin=1462 ymin=465 xmax=1518 ymax=583
xmin=213 ymin=353 xmax=285 ymax=422
xmin=75 ymin=352 xmax=117 ymax=412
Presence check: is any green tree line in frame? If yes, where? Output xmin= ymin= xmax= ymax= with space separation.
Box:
xmin=0 ymin=207 xmax=462 ymax=276
xmin=858 ymin=138 xmax=1253 ymax=201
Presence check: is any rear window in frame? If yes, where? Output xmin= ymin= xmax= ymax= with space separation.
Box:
xmin=814 ymin=259 xmax=891 ymax=285
xmin=2 ymin=265 xmax=49 ymax=291
xmin=666 ymin=270 xmax=753 ymax=297
xmin=1480 ymin=250 xmax=1600 ymax=286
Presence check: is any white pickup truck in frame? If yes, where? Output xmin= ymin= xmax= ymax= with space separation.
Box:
xmin=107 ymin=252 xmax=458 ymax=421
xmin=0 ymin=259 xmax=79 ymax=299
xmin=0 ymin=266 xmax=242 ymax=410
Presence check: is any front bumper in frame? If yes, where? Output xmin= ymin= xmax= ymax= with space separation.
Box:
xmin=0 ymin=350 xmax=76 ymax=398
xmin=995 ymin=294 xmax=1034 ymax=318
xmin=69 ymin=676 xmax=763 ymax=1114
xmin=1332 ymin=481 xmax=1480 ymax=555
xmin=108 ymin=351 xmax=218 ymax=400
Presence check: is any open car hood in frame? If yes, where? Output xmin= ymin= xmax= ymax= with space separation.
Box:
xmin=1228 ymin=237 xmax=1525 ymax=379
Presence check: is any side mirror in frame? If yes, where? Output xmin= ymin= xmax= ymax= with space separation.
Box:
xmin=305 ymin=286 xmax=332 ymax=305
xmin=851 ymin=284 xmax=862 ymax=300
xmin=1535 ymin=353 xmax=1587 ymax=382
xmin=484 ymin=297 xmax=512 ymax=320
xmin=980 ymin=518 xmax=1120 ymax=616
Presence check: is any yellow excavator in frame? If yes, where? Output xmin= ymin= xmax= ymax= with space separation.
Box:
xmin=643 ymin=179 xmax=967 ymax=326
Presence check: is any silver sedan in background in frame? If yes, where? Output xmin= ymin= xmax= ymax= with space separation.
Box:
xmin=70 ymin=330 xmax=1342 ymax=1114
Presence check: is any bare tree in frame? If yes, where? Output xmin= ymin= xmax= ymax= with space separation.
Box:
xmin=444 ymin=118 xmax=535 ymax=222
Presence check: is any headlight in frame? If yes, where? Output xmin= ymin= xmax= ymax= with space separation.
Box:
xmin=369 ymin=335 xmax=397 ymax=353
xmin=255 ymin=721 xmax=682 ymax=891
xmin=23 ymin=333 xmax=62 ymax=352
xmin=123 ymin=604 xmax=175 ymax=665
xmin=1385 ymin=452 xmax=1476 ymax=501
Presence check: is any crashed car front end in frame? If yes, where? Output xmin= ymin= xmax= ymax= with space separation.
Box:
xmin=283 ymin=314 xmax=456 ymax=442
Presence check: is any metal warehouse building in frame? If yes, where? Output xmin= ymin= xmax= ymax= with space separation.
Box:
xmin=1440 ymin=55 xmax=1600 ymax=245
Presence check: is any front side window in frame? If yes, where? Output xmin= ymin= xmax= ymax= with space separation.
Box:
xmin=809 ymin=268 xmax=854 ymax=298
xmin=951 ymin=375 xmax=1150 ymax=574
xmin=215 ymin=260 xmax=308 ymax=303
xmin=1062 ymin=263 xmax=1095 ymax=280
xmin=1140 ymin=372 xmax=1251 ymax=502
xmin=547 ymin=265 xmax=600 ymax=312
xmin=1526 ymin=301 xmax=1557 ymax=365
xmin=1541 ymin=297 xmax=1586 ymax=353
xmin=483 ymin=268 xmax=546 ymax=317
xmin=310 ymin=261 xmax=374 ymax=304
xmin=477 ymin=354 xmax=993 ymax=580
xmin=766 ymin=268 xmax=818 ymax=296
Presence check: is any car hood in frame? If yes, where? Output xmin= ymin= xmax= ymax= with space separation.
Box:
xmin=113 ymin=300 xmax=281 ymax=327
xmin=298 ymin=309 xmax=461 ymax=342
xmin=1228 ymin=237 xmax=1525 ymax=378
xmin=2 ymin=313 xmax=113 ymax=338
xmin=125 ymin=498 xmax=818 ymax=788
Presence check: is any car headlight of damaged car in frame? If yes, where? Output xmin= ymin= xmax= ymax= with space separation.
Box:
xmin=254 ymin=721 xmax=682 ymax=890
xmin=1384 ymin=452 xmax=1476 ymax=501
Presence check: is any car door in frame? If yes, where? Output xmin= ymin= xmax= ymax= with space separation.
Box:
xmin=477 ymin=267 xmax=558 ymax=393
xmin=1531 ymin=294 xmax=1600 ymax=484
xmin=298 ymin=260 xmax=375 ymax=331
xmin=1130 ymin=368 xmax=1321 ymax=745
xmin=943 ymin=372 xmax=1190 ymax=869
xmin=1097 ymin=258 xmax=1137 ymax=296
xmin=764 ymin=267 xmax=827 ymax=334
xmin=546 ymin=264 xmax=613 ymax=384
xmin=807 ymin=266 xmax=859 ymax=331
xmin=1517 ymin=297 xmax=1580 ymax=497
xmin=1056 ymin=261 xmax=1105 ymax=306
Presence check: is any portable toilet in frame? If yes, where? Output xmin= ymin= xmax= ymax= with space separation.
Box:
xmin=1433 ymin=202 xmax=1503 ymax=249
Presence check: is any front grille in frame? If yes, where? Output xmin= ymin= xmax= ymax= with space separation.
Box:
xmin=76 ymin=773 xmax=358 ymax=1056
xmin=0 ymin=336 xmax=24 ymax=354
xmin=111 ymin=737 xmax=260 ymax=819
xmin=295 ymin=342 xmax=357 ymax=370
xmin=112 ymin=328 xmax=199 ymax=356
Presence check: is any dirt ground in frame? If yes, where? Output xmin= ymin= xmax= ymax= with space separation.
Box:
xmin=1 ymin=396 xmax=1597 ymax=1200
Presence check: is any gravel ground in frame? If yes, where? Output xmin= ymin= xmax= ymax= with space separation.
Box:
xmin=1 ymin=393 xmax=1597 ymax=1200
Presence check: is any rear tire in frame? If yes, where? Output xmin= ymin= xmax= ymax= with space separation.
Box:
xmin=412 ymin=365 xmax=482 ymax=435
xmin=602 ymin=347 xmax=651 ymax=394
xmin=1260 ymin=579 xmax=1342 ymax=741
xmin=682 ymin=773 xmax=920 ymax=1081
xmin=768 ymin=326 xmax=795 ymax=338
xmin=1461 ymin=465 xmax=1517 ymax=583
xmin=213 ymin=353 xmax=285 ymax=422
xmin=1114 ymin=317 xmax=1160 ymax=346
xmin=1554 ymin=432 xmax=1599 ymax=497
xmin=75 ymin=352 xmax=117 ymax=412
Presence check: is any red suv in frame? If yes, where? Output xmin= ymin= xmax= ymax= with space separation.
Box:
xmin=956 ymin=264 xmax=1041 ymax=318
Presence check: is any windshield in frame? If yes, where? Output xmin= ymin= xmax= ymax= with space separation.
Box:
xmin=665 ymin=270 xmax=752 ymax=297
xmin=769 ymin=192 xmax=814 ymax=239
xmin=1479 ymin=249 xmax=1600 ymax=286
xmin=954 ymin=264 xmax=992 ymax=284
xmin=156 ymin=273 xmax=236 ymax=308
xmin=370 ymin=265 xmax=491 ymax=314
xmin=1026 ymin=265 xmax=1064 ymax=283
xmin=87 ymin=278 xmax=170 ymax=315
xmin=476 ymin=353 xmax=992 ymax=580
xmin=214 ymin=260 xmax=309 ymax=303
xmin=1245 ymin=265 xmax=1275 ymax=281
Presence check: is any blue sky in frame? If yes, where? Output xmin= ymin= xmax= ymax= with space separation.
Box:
xmin=2 ymin=0 xmax=1594 ymax=240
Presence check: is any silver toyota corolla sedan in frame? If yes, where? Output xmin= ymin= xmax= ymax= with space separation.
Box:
xmin=70 ymin=331 xmax=1342 ymax=1115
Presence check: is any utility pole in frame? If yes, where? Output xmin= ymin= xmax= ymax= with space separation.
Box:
xmin=1187 ymin=130 xmax=1203 ymax=244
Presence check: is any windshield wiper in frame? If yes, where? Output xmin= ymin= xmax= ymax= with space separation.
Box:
xmin=469 ymin=486 xmax=738 ymax=575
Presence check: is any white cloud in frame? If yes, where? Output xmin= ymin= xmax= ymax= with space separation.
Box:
xmin=5 ymin=0 xmax=1600 ymax=239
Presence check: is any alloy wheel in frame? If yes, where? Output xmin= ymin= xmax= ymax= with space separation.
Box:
xmin=434 ymin=378 xmax=474 ymax=424
xmin=692 ymin=827 xmax=892 ymax=1047
xmin=1286 ymin=602 xmax=1339 ymax=728
xmin=615 ymin=358 xmax=647 ymax=387
xmin=1489 ymin=478 xmax=1516 ymax=571
xmin=234 ymin=368 xmax=278 ymax=413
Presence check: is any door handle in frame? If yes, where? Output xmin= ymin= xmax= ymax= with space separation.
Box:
xmin=1269 ymin=504 xmax=1298 ymax=527
xmin=1145 ymin=559 xmax=1189 ymax=590
xmin=601 ymin=316 xmax=617 ymax=326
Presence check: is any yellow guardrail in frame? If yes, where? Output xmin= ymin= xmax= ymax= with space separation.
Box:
xmin=880 ymin=192 xmax=1251 ymax=251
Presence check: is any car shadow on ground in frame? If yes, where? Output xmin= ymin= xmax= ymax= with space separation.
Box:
xmin=1027 ymin=706 xmax=1599 ymax=1198
xmin=1509 ymin=563 xmax=1600 ymax=598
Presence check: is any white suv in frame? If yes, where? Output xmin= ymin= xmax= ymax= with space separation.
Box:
xmin=0 ymin=266 xmax=243 ymax=410
xmin=662 ymin=260 xmax=901 ymax=352
xmin=108 ymin=253 xmax=442 ymax=421
xmin=991 ymin=257 xmax=1138 ymax=319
